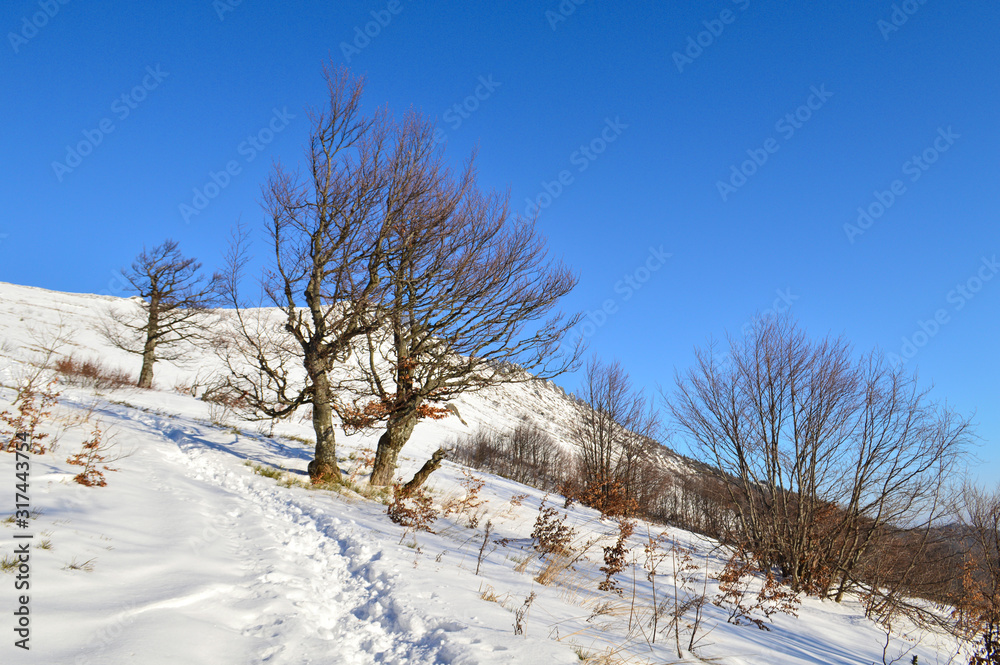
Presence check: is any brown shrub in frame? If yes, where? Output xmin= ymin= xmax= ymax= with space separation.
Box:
xmin=54 ymin=355 xmax=134 ymax=390
xmin=66 ymin=423 xmax=119 ymax=487
xmin=531 ymin=497 xmax=575 ymax=557
xmin=1 ymin=378 xmax=59 ymax=454
xmin=387 ymin=483 xmax=438 ymax=534
xmin=598 ymin=518 xmax=635 ymax=595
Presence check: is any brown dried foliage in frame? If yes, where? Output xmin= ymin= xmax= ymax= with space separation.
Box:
xmin=341 ymin=396 xmax=450 ymax=434
xmin=531 ymin=496 xmax=575 ymax=557
xmin=598 ymin=518 xmax=635 ymax=595
xmin=66 ymin=423 xmax=118 ymax=487
xmin=1 ymin=378 xmax=59 ymax=454
xmin=386 ymin=483 xmax=438 ymax=533
xmin=54 ymin=355 xmax=135 ymax=391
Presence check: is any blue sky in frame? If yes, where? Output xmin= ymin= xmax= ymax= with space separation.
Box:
xmin=2 ymin=1 xmax=998 ymax=485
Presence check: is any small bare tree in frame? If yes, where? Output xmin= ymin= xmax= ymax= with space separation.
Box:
xmin=574 ymin=357 xmax=660 ymax=515
xmin=218 ymin=66 xmax=390 ymax=483
xmin=99 ymin=240 xmax=219 ymax=388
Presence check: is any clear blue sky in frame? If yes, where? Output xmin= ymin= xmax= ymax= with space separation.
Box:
xmin=2 ymin=1 xmax=997 ymax=485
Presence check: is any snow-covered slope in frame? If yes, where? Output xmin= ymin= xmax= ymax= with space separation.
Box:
xmin=0 ymin=282 xmax=968 ymax=665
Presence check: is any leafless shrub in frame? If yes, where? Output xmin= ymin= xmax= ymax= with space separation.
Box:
xmin=54 ymin=355 xmax=134 ymax=391
xmin=713 ymin=545 xmax=800 ymax=630
xmin=513 ymin=592 xmax=537 ymax=636
xmin=201 ymin=381 xmax=247 ymax=427
xmin=451 ymin=419 xmax=571 ymax=490
xmin=16 ymin=318 xmax=76 ymax=389
xmin=663 ymin=539 xmax=711 ymax=658
xmin=172 ymin=368 xmax=222 ymax=398
xmin=656 ymin=473 xmax=736 ymax=542
xmin=442 ymin=469 xmax=487 ymax=528
xmin=475 ymin=520 xmax=495 ymax=576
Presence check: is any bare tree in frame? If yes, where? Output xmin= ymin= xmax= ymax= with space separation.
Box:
xmin=341 ymin=110 xmax=581 ymax=486
xmin=952 ymin=482 xmax=1000 ymax=665
xmin=574 ymin=357 xmax=661 ymax=514
xmin=220 ymin=65 xmax=578 ymax=486
xmin=218 ymin=66 xmax=392 ymax=483
xmin=669 ymin=317 xmax=971 ymax=596
xmin=100 ymin=240 xmax=219 ymax=388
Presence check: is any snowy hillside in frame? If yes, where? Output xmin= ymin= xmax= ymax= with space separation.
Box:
xmin=0 ymin=282 xmax=968 ymax=665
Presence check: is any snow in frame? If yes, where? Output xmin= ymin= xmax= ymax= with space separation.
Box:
xmin=0 ymin=281 xmax=969 ymax=664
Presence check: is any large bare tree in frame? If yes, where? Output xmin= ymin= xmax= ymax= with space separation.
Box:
xmin=343 ymin=111 xmax=581 ymax=486
xmin=100 ymin=239 xmax=219 ymax=388
xmin=219 ymin=66 xmax=391 ymax=483
xmin=221 ymin=65 xmax=579 ymax=486
xmin=669 ymin=317 xmax=971 ymax=596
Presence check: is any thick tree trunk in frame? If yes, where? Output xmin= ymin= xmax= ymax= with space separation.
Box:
xmin=370 ymin=412 xmax=419 ymax=486
xmin=403 ymin=448 xmax=447 ymax=493
xmin=137 ymin=343 xmax=156 ymax=389
xmin=307 ymin=371 xmax=342 ymax=483
xmin=138 ymin=310 xmax=158 ymax=389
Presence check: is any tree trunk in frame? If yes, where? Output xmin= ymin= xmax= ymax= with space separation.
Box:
xmin=137 ymin=344 xmax=156 ymax=389
xmin=370 ymin=412 xmax=419 ymax=486
xmin=307 ymin=371 xmax=342 ymax=483
xmin=138 ymin=309 xmax=158 ymax=389
xmin=403 ymin=448 xmax=447 ymax=493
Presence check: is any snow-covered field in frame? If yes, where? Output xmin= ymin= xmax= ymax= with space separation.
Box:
xmin=0 ymin=282 xmax=968 ymax=664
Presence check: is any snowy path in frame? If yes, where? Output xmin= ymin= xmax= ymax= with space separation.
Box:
xmin=4 ymin=401 xmax=575 ymax=665
xmin=160 ymin=416 xmax=451 ymax=665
